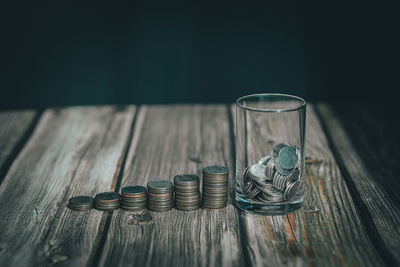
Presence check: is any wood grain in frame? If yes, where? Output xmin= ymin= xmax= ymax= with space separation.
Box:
xmin=0 ymin=110 xmax=39 ymax=182
xmin=232 ymin=104 xmax=384 ymax=266
xmin=97 ymin=105 xmax=245 ymax=267
xmin=316 ymin=104 xmax=400 ymax=265
xmin=0 ymin=106 xmax=135 ymax=266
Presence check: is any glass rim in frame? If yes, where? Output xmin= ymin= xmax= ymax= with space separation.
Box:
xmin=235 ymin=93 xmax=307 ymax=113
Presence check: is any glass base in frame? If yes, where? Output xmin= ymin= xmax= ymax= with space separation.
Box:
xmin=235 ymin=194 xmax=303 ymax=215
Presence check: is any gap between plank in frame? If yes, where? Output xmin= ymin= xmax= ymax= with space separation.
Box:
xmin=226 ymin=104 xmax=252 ymax=267
xmin=314 ymin=105 xmax=397 ymax=267
xmin=89 ymin=105 xmax=141 ymax=267
xmin=0 ymin=109 xmax=44 ymax=186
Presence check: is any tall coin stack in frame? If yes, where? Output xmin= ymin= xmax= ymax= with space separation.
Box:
xmin=202 ymin=166 xmax=229 ymax=210
xmin=94 ymin=192 xmax=121 ymax=211
xmin=120 ymin=186 xmax=147 ymax=211
xmin=174 ymin=174 xmax=200 ymax=211
xmin=147 ymin=180 xmax=174 ymax=212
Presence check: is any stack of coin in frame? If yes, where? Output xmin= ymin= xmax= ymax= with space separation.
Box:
xmin=68 ymin=196 xmax=94 ymax=211
xmin=174 ymin=174 xmax=201 ymax=211
xmin=147 ymin=180 xmax=173 ymax=212
xmin=94 ymin=192 xmax=121 ymax=211
xmin=120 ymin=186 xmax=147 ymax=211
xmin=202 ymin=166 xmax=229 ymax=210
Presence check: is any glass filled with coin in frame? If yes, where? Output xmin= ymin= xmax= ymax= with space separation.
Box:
xmin=235 ymin=93 xmax=306 ymax=215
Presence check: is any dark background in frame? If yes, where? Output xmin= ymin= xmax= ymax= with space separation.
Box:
xmin=1 ymin=0 xmax=398 ymax=109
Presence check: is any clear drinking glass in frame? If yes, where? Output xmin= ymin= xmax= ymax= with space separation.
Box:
xmin=235 ymin=93 xmax=307 ymax=215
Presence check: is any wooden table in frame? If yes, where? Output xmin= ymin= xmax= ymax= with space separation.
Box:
xmin=0 ymin=104 xmax=398 ymax=267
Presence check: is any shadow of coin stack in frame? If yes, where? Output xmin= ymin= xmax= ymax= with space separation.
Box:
xmin=147 ymin=180 xmax=174 ymax=212
xmin=201 ymin=166 xmax=229 ymax=210
xmin=120 ymin=186 xmax=147 ymax=211
xmin=94 ymin=192 xmax=121 ymax=211
xmin=174 ymin=174 xmax=201 ymax=211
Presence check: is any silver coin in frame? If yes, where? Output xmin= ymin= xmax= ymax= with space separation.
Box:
xmin=121 ymin=186 xmax=147 ymax=196
xmin=284 ymin=181 xmax=301 ymax=200
xmin=174 ymin=174 xmax=199 ymax=186
xmin=278 ymin=146 xmax=299 ymax=170
xmin=121 ymin=197 xmax=147 ymax=203
xmin=271 ymin=142 xmax=289 ymax=162
xmin=202 ymin=166 xmax=229 ymax=175
xmin=248 ymin=163 xmax=268 ymax=183
xmin=95 ymin=192 xmax=121 ymax=203
xmin=258 ymin=155 xmax=271 ymax=165
xmin=147 ymin=180 xmax=173 ymax=193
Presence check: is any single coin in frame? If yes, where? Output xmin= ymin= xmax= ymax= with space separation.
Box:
xmin=203 ymin=181 xmax=228 ymax=186
xmin=174 ymin=185 xmax=199 ymax=192
xmin=148 ymin=207 xmax=172 ymax=212
xmin=202 ymin=166 xmax=229 ymax=175
xmin=121 ymin=186 xmax=147 ymax=196
xmin=148 ymin=193 xmax=173 ymax=198
xmin=94 ymin=202 xmax=120 ymax=207
xmin=148 ymin=203 xmax=174 ymax=209
xmin=175 ymin=200 xmax=200 ymax=206
xmin=121 ymin=205 xmax=146 ymax=211
xmin=121 ymin=196 xmax=147 ymax=203
xmin=248 ymin=163 xmax=268 ymax=181
xmin=95 ymin=192 xmax=121 ymax=203
xmin=94 ymin=203 xmax=120 ymax=211
xmin=203 ymin=178 xmax=228 ymax=185
xmin=202 ymin=207 xmax=227 ymax=211
xmin=68 ymin=196 xmax=94 ymax=208
xmin=175 ymin=193 xmax=200 ymax=199
xmin=278 ymin=146 xmax=299 ymax=170
xmin=258 ymin=155 xmax=271 ymax=165
xmin=271 ymin=142 xmax=289 ymax=161
xmin=174 ymin=174 xmax=199 ymax=185
xmin=202 ymin=204 xmax=227 ymax=209
xmin=121 ymin=201 xmax=146 ymax=207
xmin=147 ymin=203 xmax=173 ymax=208
xmin=176 ymin=205 xmax=199 ymax=211
xmin=68 ymin=206 xmax=93 ymax=211
xmin=147 ymin=180 xmax=173 ymax=193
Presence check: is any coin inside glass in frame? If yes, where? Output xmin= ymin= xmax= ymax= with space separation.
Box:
xmin=278 ymin=146 xmax=299 ymax=170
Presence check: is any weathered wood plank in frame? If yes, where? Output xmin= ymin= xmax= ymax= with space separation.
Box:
xmin=98 ymin=105 xmax=245 ymax=267
xmin=316 ymin=104 xmax=400 ymax=265
xmin=0 ymin=106 xmax=136 ymax=266
xmin=0 ymin=110 xmax=39 ymax=182
xmin=232 ymin=104 xmax=384 ymax=266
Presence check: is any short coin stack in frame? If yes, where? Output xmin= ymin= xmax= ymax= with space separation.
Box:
xmin=147 ymin=180 xmax=173 ymax=212
xmin=120 ymin=186 xmax=147 ymax=211
xmin=174 ymin=174 xmax=200 ymax=211
xmin=202 ymin=166 xmax=229 ymax=210
xmin=68 ymin=196 xmax=94 ymax=211
xmin=94 ymin=192 xmax=121 ymax=211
